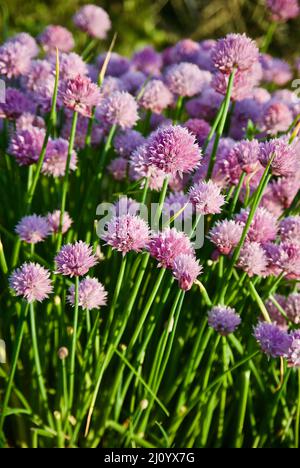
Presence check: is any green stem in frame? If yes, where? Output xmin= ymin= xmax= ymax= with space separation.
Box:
xmin=261 ymin=22 xmax=277 ymax=54
xmin=69 ymin=276 xmax=80 ymax=413
xmin=230 ymin=172 xmax=246 ymax=216
xmin=154 ymin=176 xmax=169 ymax=229
xmin=233 ymin=370 xmax=251 ymax=448
xmin=296 ymin=369 xmax=300 ymax=448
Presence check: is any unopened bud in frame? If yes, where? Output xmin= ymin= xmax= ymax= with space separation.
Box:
xmin=140 ymin=399 xmax=149 ymax=410
xmin=58 ymin=347 xmax=69 ymax=360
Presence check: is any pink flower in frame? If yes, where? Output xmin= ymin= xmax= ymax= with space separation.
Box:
xmin=237 ymin=242 xmax=268 ymax=277
xmin=129 ymin=144 xmax=165 ymax=191
xmin=189 ymin=180 xmax=225 ymax=215
xmin=266 ymin=0 xmax=300 ymax=21
xmin=73 ymin=4 xmax=111 ymax=39
xmin=165 ymin=62 xmax=208 ymax=97
xmin=60 ymin=75 xmax=102 ymax=117
xmin=68 ymin=277 xmax=107 ymax=310
xmin=172 ymin=254 xmax=202 ymax=291
xmin=208 ymin=220 xmax=243 ymax=256
xmin=42 ymin=138 xmax=77 ymax=177
xmin=55 ymin=241 xmax=98 ymax=277
xmin=15 ymin=215 xmax=50 ymax=244
xmin=107 ymin=157 xmax=128 ymax=181
xmin=97 ymin=91 xmax=139 ymax=129
xmin=10 ymin=263 xmax=53 ymax=303
xmin=139 ymin=80 xmax=173 ymax=114
xmin=102 ymin=214 xmax=150 ymax=255
xmin=259 ymin=138 xmax=298 ymax=177
xmin=235 ymin=207 xmax=278 ymax=244
xmin=38 ymin=25 xmax=75 ymax=53
xmin=148 ymin=228 xmax=195 ymax=269
xmin=47 ymin=210 xmax=73 ymax=235
xmin=212 ymin=33 xmax=259 ymax=74
xmin=259 ymin=101 xmax=293 ymax=135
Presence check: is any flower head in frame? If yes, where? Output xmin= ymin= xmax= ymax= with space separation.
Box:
xmin=56 ymin=52 xmax=88 ymax=81
xmin=265 ymin=295 xmax=288 ymax=329
xmin=147 ymin=125 xmax=201 ymax=176
xmin=259 ymin=101 xmax=293 ymax=135
xmin=114 ymin=130 xmax=145 ymax=159
xmin=230 ymin=139 xmax=260 ymax=174
xmin=208 ymin=220 xmax=243 ymax=255
xmin=15 ymin=215 xmax=50 ymax=244
xmin=266 ymin=0 xmax=300 ymax=21
xmin=9 ymin=127 xmax=46 ymax=166
xmin=107 ymin=157 xmax=128 ymax=181
xmin=97 ymin=91 xmax=139 ymax=129
xmin=280 ymin=216 xmax=300 ymax=243
xmin=184 ymin=119 xmax=211 ymax=146
xmin=38 ymin=25 xmax=74 ymax=53
xmin=0 ymin=88 xmax=33 ymax=120
xmin=55 ymin=241 xmax=98 ymax=277
xmin=97 ymin=52 xmax=130 ymax=77
xmin=68 ymin=277 xmax=107 ymax=310
xmin=139 ymin=79 xmax=173 ymax=114
xmin=208 ymin=305 xmax=241 ymax=336
xmin=8 ymin=32 xmax=39 ymax=58
xmin=189 ymin=180 xmax=225 ymax=215
xmin=60 ymin=75 xmax=102 ymax=117
xmin=237 ymin=242 xmax=268 ymax=277
xmin=235 ymin=207 xmax=278 ymax=244
xmin=285 ymin=293 xmax=300 ymax=324
xmin=0 ymin=42 xmax=31 ymax=78
xmin=129 ymin=144 xmax=165 ymax=191
xmin=172 ymin=254 xmax=202 ymax=291
xmin=163 ymin=191 xmax=192 ymax=221
xmin=287 ymin=330 xmax=300 ymax=368
xmin=42 ymin=138 xmax=77 ymax=177
xmin=148 ymin=228 xmax=195 ymax=269
xmin=212 ymin=33 xmax=259 ymax=73
xmin=47 ymin=210 xmax=73 ymax=235
xmin=102 ymin=214 xmax=150 ymax=255
xmin=10 ymin=263 xmax=53 ymax=303
xmin=73 ymin=4 xmax=111 ymax=39
xmin=132 ymin=46 xmax=162 ymax=75
xmin=254 ymin=322 xmax=292 ymax=358
xmin=259 ymin=138 xmax=298 ymax=177
xmin=165 ymin=62 xmax=207 ymax=97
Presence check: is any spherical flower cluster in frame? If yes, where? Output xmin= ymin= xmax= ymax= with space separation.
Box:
xmin=253 ymin=322 xmax=292 ymax=358
xmin=114 ymin=130 xmax=145 ymax=159
xmin=230 ymin=139 xmax=260 ymax=174
xmin=139 ymin=80 xmax=173 ymax=114
xmin=172 ymin=254 xmax=202 ymax=291
xmin=55 ymin=241 xmax=98 ymax=277
xmin=9 ymin=128 xmax=46 ymax=166
xmin=122 ymin=70 xmax=147 ymax=93
xmin=0 ymin=41 xmax=31 ymax=78
xmin=42 ymin=138 xmax=77 ymax=177
xmin=184 ymin=119 xmax=211 ymax=146
xmin=189 ymin=181 xmax=225 ymax=215
xmin=38 ymin=25 xmax=75 ymax=53
xmin=101 ymin=214 xmax=150 ymax=255
xmin=16 ymin=113 xmax=45 ymax=132
xmin=132 ymin=46 xmax=163 ymax=75
xmin=0 ymin=88 xmax=33 ymax=120
xmin=60 ymin=75 xmax=101 ymax=117
xmin=129 ymin=144 xmax=165 ymax=191
xmin=56 ymin=52 xmax=88 ymax=81
xmin=235 ymin=207 xmax=278 ymax=244
xmin=148 ymin=228 xmax=195 ymax=269
xmin=97 ymin=53 xmax=130 ymax=78
xmin=237 ymin=242 xmax=268 ymax=277
xmin=212 ymin=64 xmax=261 ymax=101
xmin=107 ymin=157 xmax=128 ymax=181
xmin=259 ymin=138 xmax=298 ymax=177
xmin=15 ymin=215 xmax=50 ymax=244
xmin=186 ymin=87 xmax=223 ymax=121
xmin=114 ymin=197 xmax=140 ymax=217
xmin=47 ymin=210 xmax=73 ymax=235
xmin=285 ymin=294 xmax=300 ymax=324
xmin=211 ymin=33 xmax=259 ymax=74
xmin=208 ymin=220 xmax=243 ymax=256
xmin=260 ymin=55 xmax=292 ymax=86
xmin=266 ymin=0 xmax=300 ymax=21
xmin=8 ymin=32 xmax=39 ymax=58
xmin=208 ymin=305 xmax=241 ymax=336
xmin=10 ymin=263 xmax=53 ymax=303
xmin=259 ymin=101 xmax=293 ymax=135
xmin=97 ymin=91 xmax=139 ymax=129
xmin=68 ymin=277 xmax=107 ymax=311
xmin=73 ymin=4 xmax=111 ymax=39
xmin=287 ymin=331 xmax=300 ymax=368
xmin=147 ymin=125 xmax=202 ymax=176
xmin=24 ymin=59 xmax=54 ymax=93
xmin=165 ymin=63 xmax=207 ymax=97
xmin=279 ymin=216 xmax=300 ymax=243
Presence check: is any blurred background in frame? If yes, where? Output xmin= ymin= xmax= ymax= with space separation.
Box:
xmin=1 ymin=0 xmax=300 ymax=60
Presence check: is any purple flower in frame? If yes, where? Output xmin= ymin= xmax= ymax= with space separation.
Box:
xmin=229 ymin=98 xmax=261 ymax=140
xmin=253 ymin=322 xmax=292 ymax=358
xmin=38 ymin=25 xmax=75 ymax=53
xmin=114 ymin=130 xmax=145 ymax=159
xmin=16 ymin=113 xmax=45 ymax=132
xmin=274 ymin=242 xmax=300 ymax=279
xmin=208 ymin=305 xmax=241 ymax=336
xmin=147 ymin=125 xmax=202 ymax=176
xmin=102 ymin=214 xmax=150 ymax=255
xmin=285 ymin=294 xmax=300 ymax=324
xmin=172 ymin=254 xmax=202 ymax=291
xmin=0 ymin=41 xmax=31 ymax=78
xmin=24 ymin=60 xmax=54 ymax=93
xmin=212 ymin=33 xmax=259 ymax=74
xmin=230 ymin=139 xmax=260 ymax=174
xmin=97 ymin=52 xmax=130 ymax=77
xmin=73 ymin=4 xmax=111 ymax=39
xmin=9 ymin=128 xmax=46 ymax=166
xmin=287 ymin=330 xmax=300 ymax=368
xmin=68 ymin=277 xmax=107 ymax=310
xmin=184 ymin=119 xmax=211 ymax=146
xmin=170 ymin=39 xmax=201 ymax=64
xmin=259 ymin=101 xmax=293 ymax=135
xmin=107 ymin=157 xmax=128 ymax=181
xmin=114 ymin=197 xmax=140 ymax=217
xmin=260 ymin=54 xmax=292 ymax=85
xmin=165 ymin=62 xmax=207 ymax=97
xmin=280 ymin=216 xmax=300 ymax=243
xmin=56 ymin=52 xmax=88 ymax=81
xmin=122 ymin=70 xmax=147 ymax=94
xmin=97 ymin=91 xmax=139 ymax=130
xmin=208 ymin=220 xmax=243 ymax=255
xmin=189 ymin=180 xmax=225 ymax=215
xmin=55 ymin=241 xmax=98 ymax=277
xmin=259 ymin=138 xmax=298 ymax=177
xmin=212 ymin=64 xmax=262 ymax=102
xmin=237 ymin=242 xmax=268 ymax=277
xmin=47 ymin=210 xmax=73 ymax=235
xmin=235 ymin=207 xmax=278 ymax=244
xmin=15 ymin=215 xmax=50 ymax=244
xmin=186 ymin=87 xmax=223 ymax=121
xmin=149 ymin=228 xmax=195 ymax=269
xmin=100 ymin=77 xmax=125 ymax=98
xmin=262 ymin=176 xmax=300 ymax=216
xmin=10 ymin=263 xmax=53 ymax=303
xmin=265 ymin=295 xmax=288 ymax=329
xmin=60 ymin=75 xmax=102 ymax=117
xmin=129 ymin=144 xmax=165 ymax=191
xmin=42 ymin=138 xmax=77 ymax=177
xmin=0 ymin=88 xmax=33 ymax=120
xmin=139 ymin=79 xmax=173 ymax=114
xmin=8 ymin=32 xmax=39 ymax=58
xmin=163 ymin=191 xmax=192 ymax=221
xmin=266 ymin=0 xmax=300 ymax=21
xmin=132 ymin=46 xmax=162 ymax=75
